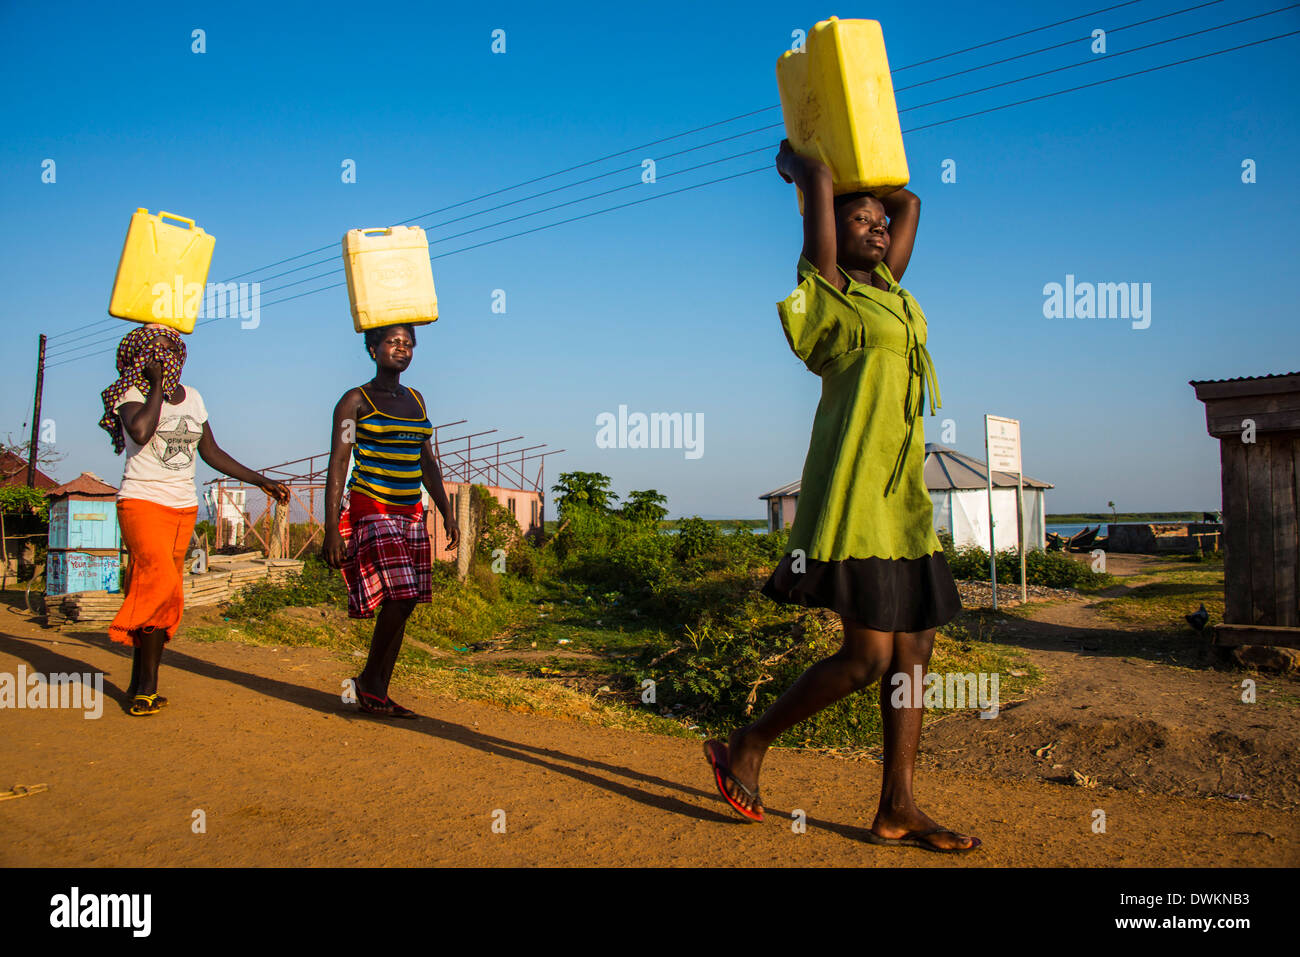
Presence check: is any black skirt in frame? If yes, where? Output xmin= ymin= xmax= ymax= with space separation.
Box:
xmin=761 ymin=550 xmax=963 ymax=632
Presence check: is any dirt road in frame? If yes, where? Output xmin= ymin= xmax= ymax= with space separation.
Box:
xmin=1 ymin=586 xmax=1296 ymax=867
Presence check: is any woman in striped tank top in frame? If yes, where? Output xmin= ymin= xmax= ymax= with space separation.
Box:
xmin=323 ymin=323 xmax=460 ymax=718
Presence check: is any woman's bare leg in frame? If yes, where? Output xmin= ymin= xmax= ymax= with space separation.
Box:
xmin=723 ymin=615 xmax=893 ymax=815
xmin=357 ymin=598 xmax=417 ymax=700
xmin=870 ymin=627 xmax=977 ymax=850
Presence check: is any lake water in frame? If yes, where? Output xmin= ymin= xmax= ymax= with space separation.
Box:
xmin=1046 ymin=523 xmax=1109 ymax=537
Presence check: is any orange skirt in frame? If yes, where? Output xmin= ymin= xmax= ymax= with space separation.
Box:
xmin=108 ymin=498 xmax=198 ymax=647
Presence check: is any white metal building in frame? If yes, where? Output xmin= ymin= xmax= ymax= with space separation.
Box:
xmin=760 ymin=443 xmax=1054 ymax=550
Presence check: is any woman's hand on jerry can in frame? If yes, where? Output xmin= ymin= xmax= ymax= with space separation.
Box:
xmin=775 ymin=139 xmax=799 ymax=183
xmin=443 ymin=515 xmax=460 ymax=552
xmin=775 ymin=139 xmax=827 ymax=184
xmin=323 ymin=528 xmax=347 ymax=569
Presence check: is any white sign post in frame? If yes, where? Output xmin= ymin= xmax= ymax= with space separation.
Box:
xmin=984 ymin=415 xmax=1027 ymax=610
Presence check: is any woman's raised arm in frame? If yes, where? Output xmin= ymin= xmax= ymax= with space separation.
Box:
xmin=776 ymin=140 xmax=841 ymax=290
xmin=879 ymin=187 xmax=920 ymax=283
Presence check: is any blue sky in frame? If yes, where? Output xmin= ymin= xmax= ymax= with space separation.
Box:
xmin=2 ymin=0 xmax=1298 ymax=518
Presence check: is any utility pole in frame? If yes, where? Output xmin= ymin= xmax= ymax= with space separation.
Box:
xmin=26 ymin=334 xmax=46 ymax=487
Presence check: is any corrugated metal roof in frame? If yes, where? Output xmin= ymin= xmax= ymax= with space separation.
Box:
xmin=758 ymin=443 xmax=1055 ymax=499
xmin=758 ymin=480 xmax=802 ymax=500
xmin=1188 ymin=371 xmax=1300 ymax=385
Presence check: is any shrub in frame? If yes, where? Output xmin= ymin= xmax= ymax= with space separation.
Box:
xmin=552 ymin=502 xmax=617 ymax=561
xmin=0 ymin=485 xmax=48 ymax=522
xmin=647 ymin=615 xmax=886 ymax=748
xmin=622 ymin=489 xmax=668 ymax=525
xmin=942 ymin=541 xmax=1109 ymax=589
xmin=504 ymin=536 xmax=553 ymax=582
xmin=470 ymin=485 xmax=521 ymax=561
xmin=674 ymin=516 xmax=719 ymax=563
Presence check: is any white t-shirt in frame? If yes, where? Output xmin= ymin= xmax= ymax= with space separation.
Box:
xmin=113 ymin=385 xmax=209 ymax=509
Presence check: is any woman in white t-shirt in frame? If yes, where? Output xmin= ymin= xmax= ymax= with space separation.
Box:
xmin=98 ymin=325 xmax=288 ymax=716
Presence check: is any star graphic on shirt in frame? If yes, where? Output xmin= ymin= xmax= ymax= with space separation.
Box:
xmin=153 ymin=418 xmax=202 ymax=468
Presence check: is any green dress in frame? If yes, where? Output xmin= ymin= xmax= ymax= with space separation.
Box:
xmin=761 ymin=255 xmax=962 ymax=630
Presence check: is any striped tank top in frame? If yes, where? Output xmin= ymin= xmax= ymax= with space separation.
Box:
xmin=347 ymin=387 xmax=434 ymax=508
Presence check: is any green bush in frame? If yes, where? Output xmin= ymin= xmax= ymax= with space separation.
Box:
xmin=552 ymin=502 xmax=618 ymax=561
xmin=647 ymin=615 xmax=886 ymax=748
xmin=0 ymin=485 xmax=48 ymax=522
xmin=503 ymin=536 xmax=553 ymax=582
xmin=942 ymin=541 xmax=1108 ymax=589
xmin=622 ymin=489 xmax=668 ymax=525
xmin=566 ymin=522 xmax=674 ymax=596
xmin=673 ymin=516 xmax=719 ymax=563
xmin=470 ymin=484 xmax=522 ymax=561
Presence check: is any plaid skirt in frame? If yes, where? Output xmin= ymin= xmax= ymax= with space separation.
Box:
xmin=339 ymin=512 xmax=432 ymax=619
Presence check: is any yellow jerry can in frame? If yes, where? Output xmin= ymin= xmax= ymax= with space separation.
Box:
xmin=342 ymin=226 xmax=439 ymax=332
xmin=777 ymin=17 xmax=910 ymax=213
xmin=108 ymin=209 xmax=216 ymax=333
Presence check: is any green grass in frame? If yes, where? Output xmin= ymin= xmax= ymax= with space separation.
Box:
xmin=189 ymin=548 xmax=1045 ymax=751
xmin=1092 ymin=561 xmax=1226 ymax=632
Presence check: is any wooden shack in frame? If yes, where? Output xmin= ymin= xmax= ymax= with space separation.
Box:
xmin=1190 ymin=371 xmax=1300 ymax=649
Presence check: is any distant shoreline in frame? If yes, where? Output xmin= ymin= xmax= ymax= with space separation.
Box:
xmin=1044 ymin=512 xmax=1217 ymax=523
xmin=540 ymin=513 xmax=1219 ymax=534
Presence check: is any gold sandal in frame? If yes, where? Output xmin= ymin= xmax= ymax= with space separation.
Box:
xmin=129 ymin=693 xmax=163 ymax=716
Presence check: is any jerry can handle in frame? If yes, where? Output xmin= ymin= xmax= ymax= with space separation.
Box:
xmin=158 ymin=211 xmax=197 ymax=229
xmin=359 ymin=227 xmax=393 ymax=236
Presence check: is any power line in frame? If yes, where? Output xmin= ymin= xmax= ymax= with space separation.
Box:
xmin=47 ymin=0 xmax=1163 ymax=350
xmin=223 ymin=123 xmax=783 ymax=292
xmin=197 ymin=8 xmax=1300 ymax=307
xmin=49 ymin=21 xmax=1297 ymax=371
xmin=47 ymin=26 xmax=1300 ymax=367
xmin=251 ymin=143 xmax=776 ymax=302
xmin=44 ymin=140 xmax=785 ymax=361
xmin=894 ymin=0 xmax=1225 ymax=91
xmin=901 ymin=3 xmax=1297 ymax=113
xmin=895 ymin=0 xmax=1147 ymax=71
xmin=45 ymin=15 xmax=1298 ymax=366
xmin=52 ymin=2 xmax=1223 ymax=357
xmin=44 ymin=114 xmax=790 ymax=352
xmin=902 ymin=25 xmax=1300 ymax=133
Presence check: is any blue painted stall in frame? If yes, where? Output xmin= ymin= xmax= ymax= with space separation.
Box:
xmin=48 ymin=497 xmax=120 ymax=550
xmin=46 ymin=550 xmax=121 ymax=595
xmin=44 ymin=472 xmax=121 ymax=597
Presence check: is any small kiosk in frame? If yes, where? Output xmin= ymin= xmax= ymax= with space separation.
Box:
xmin=45 ymin=472 xmax=121 ymax=596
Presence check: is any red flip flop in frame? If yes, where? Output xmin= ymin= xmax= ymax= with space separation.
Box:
xmin=704 ymin=739 xmax=764 ymax=822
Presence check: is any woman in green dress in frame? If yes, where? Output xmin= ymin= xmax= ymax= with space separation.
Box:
xmin=704 ymin=141 xmax=976 ymax=852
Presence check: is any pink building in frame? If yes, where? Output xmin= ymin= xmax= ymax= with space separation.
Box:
xmin=426 ymin=484 xmax=544 ymax=560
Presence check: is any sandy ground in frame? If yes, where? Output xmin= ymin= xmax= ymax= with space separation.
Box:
xmin=1 ymin=557 xmax=1296 ymax=867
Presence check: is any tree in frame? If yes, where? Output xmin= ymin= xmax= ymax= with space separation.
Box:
xmin=622 ymin=489 xmax=668 ymax=524
xmin=552 ymin=471 xmax=618 ymax=515
xmin=2 ymin=434 xmax=65 ymax=481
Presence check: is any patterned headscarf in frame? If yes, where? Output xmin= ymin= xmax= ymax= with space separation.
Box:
xmin=98 ymin=325 xmax=187 ymax=454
